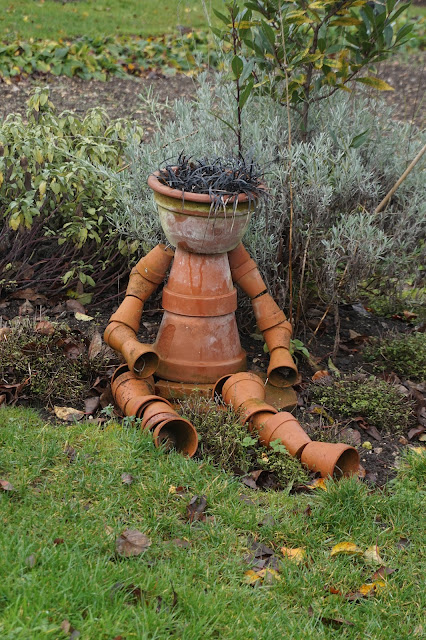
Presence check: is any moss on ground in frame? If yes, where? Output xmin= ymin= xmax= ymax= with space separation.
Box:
xmin=364 ymin=332 xmax=426 ymax=381
xmin=311 ymin=374 xmax=415 ymax=434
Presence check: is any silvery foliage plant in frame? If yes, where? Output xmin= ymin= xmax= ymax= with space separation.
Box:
xmin=109 ymin=73 xmax=425 ymax=311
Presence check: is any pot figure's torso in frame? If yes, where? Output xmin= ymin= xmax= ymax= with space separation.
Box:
xmin=148 ymin=173 xmax=253 ymax=254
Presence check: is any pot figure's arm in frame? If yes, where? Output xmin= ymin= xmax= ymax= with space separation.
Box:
xmin=104 ymin=244 xmax=174 ymax=378
xmin=228 ymin=243 xmax=297 ymax=388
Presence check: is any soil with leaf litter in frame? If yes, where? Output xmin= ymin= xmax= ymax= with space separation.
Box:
xmin=1 ymin=288 xmax=424 ymax=489
xmin=0 ymin=58 xmax=424 ymax=128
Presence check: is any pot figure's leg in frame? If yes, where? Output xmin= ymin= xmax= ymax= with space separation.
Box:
xmin=104 ymin=244 xmax=174 ymax=378
xmin=213 ymin=372 xmax=359 ymax=478
xmin=228 ymin=243 xmax=297 ymax=388
xmin=111 ymin=364 xmax=198 ymax=457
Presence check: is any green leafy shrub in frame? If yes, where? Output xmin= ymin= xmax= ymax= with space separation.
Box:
xmin=0 ymin=87 xmax=143 ymax=299
xmin=0 ymin=33 xmax=216 ymax=82
xmin=364 ymin=333 xmax=426 ymax=381
xmin=212 ymin=0 xmax=413 ymax=136
xmin=311 ymin=374 xmax=415 ymax=433
xmin=180 ymin=396 xmax=308 ymax=487
xmin=0 ymin=319 xmax=110 ymax=406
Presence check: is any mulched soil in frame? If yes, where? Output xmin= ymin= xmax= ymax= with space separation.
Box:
xmin=0 ymin=56 xmax=424 ymax=129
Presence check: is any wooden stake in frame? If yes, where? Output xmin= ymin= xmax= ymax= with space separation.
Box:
xmin=375 ymin=143 xmax=426 ymax=214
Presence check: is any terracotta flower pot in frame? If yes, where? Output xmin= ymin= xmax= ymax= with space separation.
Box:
xmin=267 ymin=347 xmax=298 ymax=388
xmin=228 ymin=243 xmax=267 ymax=299
xmin=239 ymin=398 xmax=278 ymax=424
xmin=140 ymin=400 xmax=178 ymax=430
xmin=222 ymin=372 xmax=265 ymax=409
xmin=135 ymin=243 xmax=174 ymax=284
xmin=113 ymin=377 xmax=154 ymax=415
xmin=252 ymin=293 xmax=286 ymax=332
xmin=109 ymin=295 xmax=144 ymax=333
xmin=263 ymin=320 xmax=292 ymax=352
xmin=148 ymin=172 xmax=255 ymax=254
xmin=125 ymin=267 xmax=159 ymax=301
xmin=212 ymin=374 xmax=233 ymax=400
xmin=252 ymin=411 xmax=311 ymax=457
xmin=152 ymin=417 xmax=198 ymax=457
xmin=104 ymin=322 xmax=159 ymax=378
xmin=301 ymin=442 xmax=360 ymax=478
xmin=135 ymin=395 xmax=172 ymax=418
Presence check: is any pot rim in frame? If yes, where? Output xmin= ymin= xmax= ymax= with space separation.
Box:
xmin=148 ymin=171 xmax=265 ymax=204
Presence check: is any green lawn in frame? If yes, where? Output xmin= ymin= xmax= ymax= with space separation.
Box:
xmin=0 ymin=0 xmax=222 ymax=41
xmin=0 ymin=406 xmax=425 ymax=639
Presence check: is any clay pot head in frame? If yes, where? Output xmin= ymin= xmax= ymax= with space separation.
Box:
xmin=301 ymin=442 xmax=359 ymax=478
xmin=252 ymin=411 xmax=311 ymax=456
xmin=267 ymin=348 xmax=298 ymax=388
xmin=152 ymin=417 xmax=198 ymax=457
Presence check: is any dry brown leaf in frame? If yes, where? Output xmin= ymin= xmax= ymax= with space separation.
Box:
xmin=312 ymin=370 xmax=330 ymax=381
xmin=35 ymin=321 xmax=55 ymax=336
xmin=61 ymin=620 xmax=71 ymax=634
xmin=65 ymin=299 xmax=86 ymax=314
xmin=54 ymin=406 xmax=85 ymax=422
xmin=121 ymin=473 xmax=134 ymax=485
xmin=88 ymin=331 xmax=103 ymax=360
xmin=115 ymin=529 xmax=152 ymax=557
xmin=330 ymin=542 xmax=363 ymax=557
xmin=84 ymin=396 xmax=100 ymax=415
xmin=186 ymin=495 xmax=207 ymax=522
xmin=281 ymin=546 xmax=306 ymax=563
xmin=10 ymin=288 xmax=47 ymax=302
xmin=372 ymin=566 xmax=396 ymax=580
xmin=0 ymin=479 xmax=15 ymax=491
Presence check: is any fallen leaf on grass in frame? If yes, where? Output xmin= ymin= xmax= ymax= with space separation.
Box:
xmin=74 ymin=312 xmax=94 ymax=322
xmin=397 ymin=537 xmax=410 ymax=549
xmin=281 ymin=546 xmax=306 ymax=563
xmin=0 ymin=479 xmax=15 ymax=491
xmin=372 ymin=566 xmax=396 ymax=580
xmin=186 ymin=495 xmax=207 ymax=522
xmin=347 ymin=580 xmax=386 ymax=600
xmin=363 ymin=545 xmax=384 ymax=564
xmin=116 ymin=529 xmax=152 ymax=557
xmin=121 ymin=473 xmax=134 ymax=485
xmin=53 ymin=538 xmax=65 ymax=545
xmin=245 ymin=539 xmax=279 ymax=570
xmin=408 ymin=427 xmax=425 ymax=440
xmin=54 ymin=406 xmax=85 ymax=422
xmin=307 ymin=478 xmax=328 ymax=491
xmin=64 ymin=443 xmax=77 ymax=462
xmin=169 ymin=538 xmax=191 ymax=548
xmin=244 ymin=568 xmax=281 ymax=585
xmin=308 ymin=607 xmax=354 ymax=628
xmin=330 ymin=542 xmax=363 ymax=557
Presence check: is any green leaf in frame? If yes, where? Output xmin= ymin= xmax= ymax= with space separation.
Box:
xmin=239 ymin=78 xmax=254 ymax=109
xmin=231 ymin=54 xmax=244 ymax=79
xmin=350 ymin=129 xmax=369 ymax=148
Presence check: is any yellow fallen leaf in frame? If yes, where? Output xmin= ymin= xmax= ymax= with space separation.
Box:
xmin=281 ymin=547 xmax=306 ymax=563
xmin=411 ymin=447 xmax=425 ymax=456
xmin=307 ymin=478 xmax=328 ymax=491
xmin=74 ymin=312 xmax=94 ymax=321
xmin=54 ymin=406 xmax=85 ymax=422
xmin=168 ymin=485 xmax=177 ymax=494
xmin=257 ymin=568 xmax=281 ymax=582
xmin=358 ymin=580 xmax=386 ymax=595
xmin=330 ymin=542 xmax=363 ymax=557
xmin=364 ymin=545 xmax=384 ymax=564
xmin=244 ymin=570 xmax=262 ymax=585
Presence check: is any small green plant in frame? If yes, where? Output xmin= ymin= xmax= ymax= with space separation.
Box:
xmin=180 ymin=396 xmax=308 ymax=486
xmin=364 ymin=333 xmax=426 ymax=381
xmin=311 ymin=374 xmax=415 ymax=433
